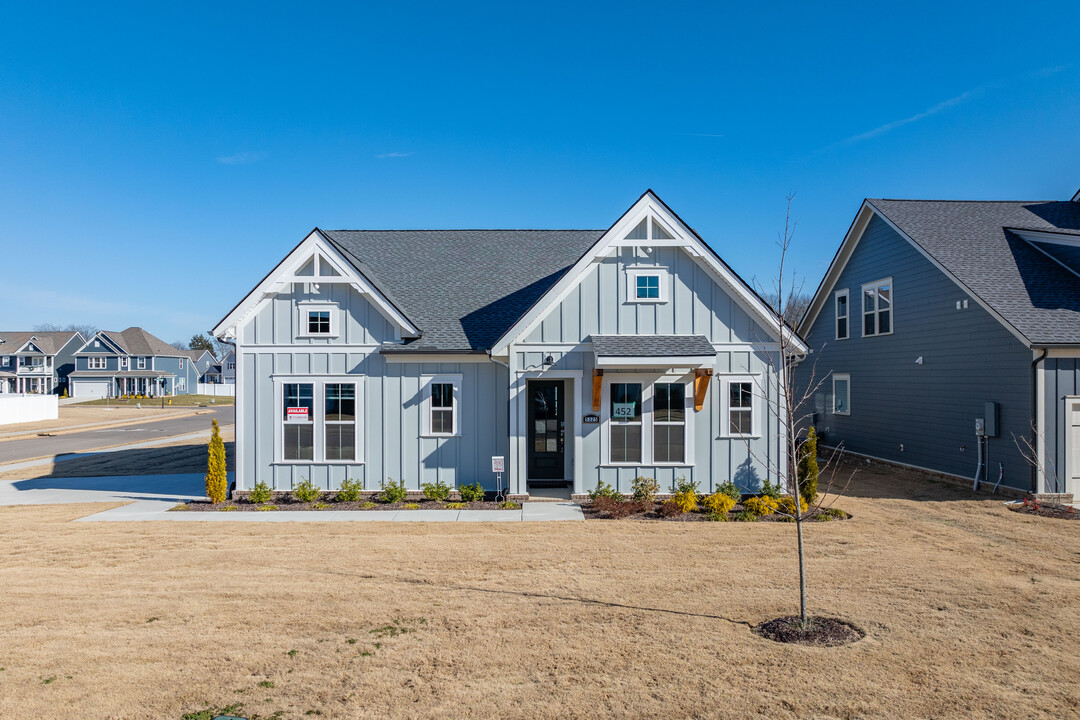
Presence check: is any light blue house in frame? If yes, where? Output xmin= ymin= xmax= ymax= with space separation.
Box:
xmin=213 ymin=191 xmax=804 ymax=499
xmin=69 ymin=328 xmax=200 ymax=398
xmin=798 ymin=189 xmax=1080 ymax=497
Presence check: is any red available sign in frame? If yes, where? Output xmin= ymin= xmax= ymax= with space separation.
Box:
xmin=286 ymin=406 xmax=309 ymax=422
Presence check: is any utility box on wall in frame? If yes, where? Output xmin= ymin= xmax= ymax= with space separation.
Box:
xmin=984 ymin=401 xmax=1000 ymax=437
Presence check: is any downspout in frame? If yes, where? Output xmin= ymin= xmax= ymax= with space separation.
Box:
xmin=488 ymin=351 xmax=512 ymax=499
xmin=1031 ymin=348 xmax=1048 ymax=493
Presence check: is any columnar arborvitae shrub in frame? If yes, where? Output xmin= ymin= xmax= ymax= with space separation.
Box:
xmin=798 ymin=426 xmax=820 ymax=503
xmin=205 ymin=418 xmax=228 ymax=503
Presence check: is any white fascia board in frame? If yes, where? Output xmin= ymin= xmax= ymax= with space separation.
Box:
xmin=212 ymin=229 xmax=420 ymax=340
xmin=491 ymin=190 xmax=805 ymax=355
xmin=73 ymin=331 xmax=125 ymax=356
xmin=799 ymin=201 xmax=1032 ymax=349
xmin=1011 ymin=228 xmax=1080 ymax=246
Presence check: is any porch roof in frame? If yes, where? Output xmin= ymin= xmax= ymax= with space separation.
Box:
xmin=69 ymin=370 xmax=170 ymax=378
xmin=591 ymin=334 xmax=716 ymax=367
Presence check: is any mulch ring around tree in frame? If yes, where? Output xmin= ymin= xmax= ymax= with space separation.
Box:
xmin=174 ymin=498 xmax=513 ymax=512
xmin=754 ymin=616 xmax=865 ymax=647
xmin=1006 ymin=500 xmax=1078 ymax=520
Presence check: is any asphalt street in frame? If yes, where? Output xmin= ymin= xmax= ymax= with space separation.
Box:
xmin=0 ymin=406 xmax=234 ymax=465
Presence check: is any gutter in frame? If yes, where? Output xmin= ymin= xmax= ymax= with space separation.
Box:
xmin=1031 ymin=348 xmax=1048 ymax=493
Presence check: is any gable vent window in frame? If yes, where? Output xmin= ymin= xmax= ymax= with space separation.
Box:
xmin=862 ymin=278 xmax=893 ymax=336
xmin=308 ymin=311 xmax=331 ymax=334
xmin=636 ymin=274 xmax=660 ymax=299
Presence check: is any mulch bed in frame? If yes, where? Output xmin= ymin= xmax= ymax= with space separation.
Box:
xmin=754 ymin=616 xmax=864 ymax=647
xmin=581 ymin=498 xmax=850 ymax=522
xmin=1006 ymin=501 xmax=1078 ymax=520
xmin=176 ymin=498 xmax=511 ymax=512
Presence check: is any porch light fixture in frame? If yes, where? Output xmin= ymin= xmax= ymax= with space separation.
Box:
xmin=543 ymin=354 xmax=554 ymax=367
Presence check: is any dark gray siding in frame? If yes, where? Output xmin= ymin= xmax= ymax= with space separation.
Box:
xmin=797 ymin=214 xmax=1032 ymax=490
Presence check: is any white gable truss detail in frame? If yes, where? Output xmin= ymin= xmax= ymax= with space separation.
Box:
xmin=800 ymin=200 xmax=1032 ymax=348
xmin=74 ymin=331 xmax=127 ymax=356
xmin=212 ymin=229 xmax=420 ymax=340
xmin=15 ymin=339 xmax=43 ymax=355
xmin=491 ymin=190 xmax=806 ymax=356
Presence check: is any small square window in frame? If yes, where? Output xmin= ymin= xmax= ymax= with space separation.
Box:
xmin=308 ymin=311 xmax=331 ymax=334
xmin=636 ymin=274 xmax=660 ymax=299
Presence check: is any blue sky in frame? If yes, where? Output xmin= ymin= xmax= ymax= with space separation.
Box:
xmin=1 ymin=2 xmax=1077 ymax=344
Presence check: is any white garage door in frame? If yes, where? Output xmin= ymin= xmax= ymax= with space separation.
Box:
xmin=73 ymin=379 xmax=111 ymax=399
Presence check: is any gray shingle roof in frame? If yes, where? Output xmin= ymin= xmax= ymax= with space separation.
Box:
xmin=98 ymin=328 xmax=188 ymax=357
xmin=592 ymin=334 xmax=716 ymax=357
xmin=0 ymin=331 xmax=81 ymax=355
xmin=323 ymin=230 xmax=604 ymax=351
xmin=869 ymin=199 xmax=1080 ymax=345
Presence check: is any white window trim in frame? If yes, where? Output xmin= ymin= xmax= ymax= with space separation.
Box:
xmin=832 ymin=373 xmax=851 ymax=416
xmin=297 ymin=301 xmax=341 ymax=339
xmin=137 ymin=357 xmax=146 ymax=369
xmin=272 ymin=376 xmax=365 ymax=465
xmin=1 ymin=357 xmax=8 ymax=367
xmin=834 ymin=288 xmax=849 ymax=341
xmin=861 ymin=277 xmax=894 ymax=337
xmin=626 ymin=268 xmax=668 ymax=304
xmin=120 ymin=357 xmax=129 ymax=369
xmin=422 ymin=374 xmax=462 ymax=438
xmin=88 ymin=357 xmax=106 ymax=370
xmin=718 ymin=374 xmax=762 ymax=439
xmin=600 ymin=373 xmax=695 ymax=467
xmin=652 ymin=380 xmax=690 ymax=466
xmin=177 ymin=377 xmax=186 ymax=391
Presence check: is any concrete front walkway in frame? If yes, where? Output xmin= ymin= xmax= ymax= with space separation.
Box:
xmin=0 ymin=472 xmax=584 ymax=522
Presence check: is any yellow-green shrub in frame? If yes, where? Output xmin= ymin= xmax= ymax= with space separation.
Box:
xmin=743 ymin=495 xmax=780 ymax=516
xmin=702 ymin=492 xmax=736 ymax=515
xmin=205 ymin=418 xmax=228 ymax=504
xmin=673 ymin=489 xmax=698 ymax=513
xmin=778 ymin=495 xmax=809 ymax=516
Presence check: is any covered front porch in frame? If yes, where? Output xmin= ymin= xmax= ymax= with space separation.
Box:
xmin=114 ymin=372 xmax=171 ymax=397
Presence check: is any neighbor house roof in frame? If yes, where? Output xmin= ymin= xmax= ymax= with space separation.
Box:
xmin=591 ymin=334 xmax=716 ymax=358
xmin=92 ymin=328 xmax=187 ymax=357
xmin=180 ymin=349 xmax=215 ymax=362
xmin=867 ymin=199 xmax=1080 ymax=346
xmin=323 ymin=230 xmax=604 ymax=351
xmin=0 ymin=331 xmax=81 ymax=355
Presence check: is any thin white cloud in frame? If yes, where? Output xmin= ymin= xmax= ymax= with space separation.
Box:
xmin=376 ymin=151 xmax=414 ymax=159
xmin=217 ymin=151 xmax=266 ymax=165
xmin=685 ymin=133 xmax=726 ymax=138
xmin=838 ymin=88 xmax=977 ymax=147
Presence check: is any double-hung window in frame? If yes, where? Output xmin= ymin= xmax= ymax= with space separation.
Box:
xmin=653 ymin=383 xmax=686 ymax=463
xmin=137 ymin=357 xmax=146 ymax=369
xmin=283 ymin=383 xmax=315 ymax=461
xmin=862 ymin=279 xmax=892 ymax=336
xmin=1 ymin=357 xmax=8 ymax=367
xmin=720 ymin=377 xmax=758 ymax=438
xmin=89 ymin=357 xmax=106 ymax=370
xmin=609 ymin=382 xmax=643 ymax=463
xmin=835 ymin=289 xmax=849 ymax=340
xmin=324 ymin=383 xmax=357 ymax=460
xmin=430 ymin=383 xmax=454 ymax=435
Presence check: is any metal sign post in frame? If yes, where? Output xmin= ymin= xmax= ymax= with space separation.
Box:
xmin=491 ymin=455 xmax=505 ymax=502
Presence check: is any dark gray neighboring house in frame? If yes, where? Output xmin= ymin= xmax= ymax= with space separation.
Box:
xmin=797 ymin=190 xmax=1080 ymax=496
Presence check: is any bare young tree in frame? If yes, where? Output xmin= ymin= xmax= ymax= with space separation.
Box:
xmin=1012 ymin=423 xmax=1066 ymax=506
xmin=33 ymin=322 xmax=99 ymax=340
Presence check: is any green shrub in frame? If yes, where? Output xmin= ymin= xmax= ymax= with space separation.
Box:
xmin=205 ymin=418 xmax=228 ymax=504
xmin=631 ymin=476 xmax=660 ymax=504
xmin=672 ymin=477 xmax=699 ymax=496
xmin=379 ymin=477 xmax=408 ymax=504
xmin=249 ymin=481 xmax=272 ymax=504
xmin=421 ymin=478 xmax=451 ymax=502
xmin=445 ymin=502 xmax=466 ymax=510
xmin=219 ymin=505 xmax=238 ymax=512
xmin=705 ymin=512 xmax=730 ymax=522
xmin=798 ymin=426 xmax=820 ymax=503
xmin=588 ymin=480 xmax=621 ymax=502
xmin=458 ymin=482 xmax=486 ymax=502
xmin=759 ymin=477 xmax=783 ymax=500
xmin=336 ymin=478 xmax=363 ymax=502
xmin=257 ymin=504 xmax=278 ymax=511
xmin=716 ymin=479 xmax=741 ymax=502
xmin=732 ymin=510 xmax=758 ymax=522
xmin=814 ymin=507 xmax=849 ymax=522
xmin=312 ymin=502 xmax=331 ymax=510
xmin=500 ymin=500 xmax=521 ymax=510
xmin=359 ymin=501 xmax=377 ymax=510
xmin=402 ymin=503 xmax=420 ymax=510
xmin=292 ymin=477 xmax=321 ymax=503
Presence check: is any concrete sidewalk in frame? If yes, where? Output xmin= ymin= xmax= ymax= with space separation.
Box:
xmin=0 ymin=471 xmax=584 ymax=522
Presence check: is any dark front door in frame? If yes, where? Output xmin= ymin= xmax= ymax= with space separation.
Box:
xmin=528 ymin=380 xmax=565 ymax=480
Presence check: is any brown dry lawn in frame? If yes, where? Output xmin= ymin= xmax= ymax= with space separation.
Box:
xmin=0 ymin=405 xmax=203 ymax=439
xmin=0 ymin=462 xmax=1078 ymax=719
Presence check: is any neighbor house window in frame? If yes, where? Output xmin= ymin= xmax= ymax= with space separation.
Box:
xmin=430 ymin=383 xmax=455 ymax=435
xmin=324 ymin=383 xmax=357 ymax=460
xmin=137 ymin=357 xmax=146 ymax=369
xmin=835 ymin=289 xmax=849 ymax=340
xmin=609 ymin=382 xmax=642 ymax=463
xmin=1 ymin=358 xmax=8 ymax=367
xmin=89 ymin=357 xmax=106 ymax=370
xmin=283 ymin=383 xmax=314 ymax=461
xmin=653 ymin=383 xmax=685 ymax=463
xmin=721 ymin=378 xmax=757 ymax=438
xmin=833 ymin=373 xmax=850 ymax=415
xmin=227 ymin=361 xmax=235 ymax=370
xmin=177 ymin=377 xmax=186 ymax=391
xmin=862 ymin=278 xmax=892 ymax=336
xmin=307 ymin=310 xmax=331 ymax=334
xmin=120 ymin=357 xmax=128 ymax=369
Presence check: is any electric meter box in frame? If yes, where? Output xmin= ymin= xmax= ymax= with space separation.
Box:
xmin=984 ymin=401 xmax=1000 ymax=437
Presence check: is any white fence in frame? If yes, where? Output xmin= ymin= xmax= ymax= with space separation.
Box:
xmin=196 ymin=383 xmax=235 ymax=397
xmin=0 ymin=394 xmax=59 ymax=426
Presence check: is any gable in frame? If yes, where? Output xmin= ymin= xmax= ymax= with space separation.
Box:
xmin=76 ymin=332 xmax=126 ymax=355
xmin=493 ymin=190 xmax=801 ymax=354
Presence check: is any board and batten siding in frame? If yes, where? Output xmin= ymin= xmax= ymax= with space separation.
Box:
xmin=237 ymin=283 xmax=509 ymax=492
xmin=797 ymin=214 xmax=1032 ymax=490
xmin=1040 ymin=358 xmax=1080 ymax=494
xmin=523 ymin=246 xmax=767 ymax=344
xmin=241 ymin=283 xmax=399 ymax=346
